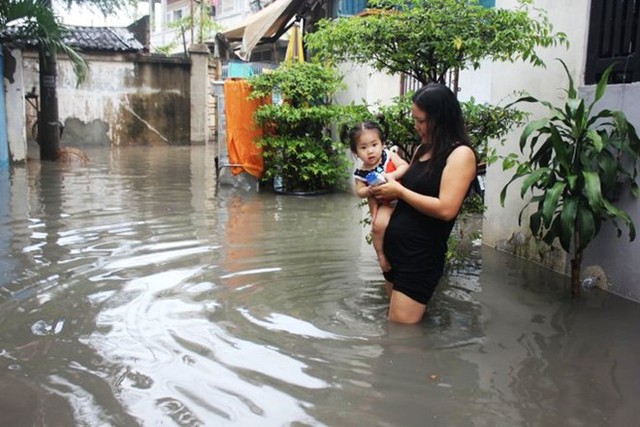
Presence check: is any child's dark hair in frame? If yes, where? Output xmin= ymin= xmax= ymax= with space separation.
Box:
xmin=342 ymin=119 xmax=386 ymax=153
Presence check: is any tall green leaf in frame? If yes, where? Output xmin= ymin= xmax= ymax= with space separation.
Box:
xmin=582 ymin=171 xmax=603 ymax=210
xmin=542 ymin=181 xmax=566 ymax=227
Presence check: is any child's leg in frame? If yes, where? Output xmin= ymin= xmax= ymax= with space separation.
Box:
xmin=372 ymin=203 xmax=394 ymax=272
xmin=367 ymin=196 xmax=378 ymax=220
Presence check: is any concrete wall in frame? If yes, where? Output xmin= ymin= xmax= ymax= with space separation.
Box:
xmin=5 ymin=49 xmax=195 ymax=159
xmin=189 ymin=44 xmax=210 ymax=144
xmin=3 ymin=48 xmax=27 ymax=163
xmin=60 ymin=53 xmax=191 ymax=146
xmin=579 ymin=83 xmax=640 ymax=300
xmin=335 ymin=62 xmax=401 ymax=110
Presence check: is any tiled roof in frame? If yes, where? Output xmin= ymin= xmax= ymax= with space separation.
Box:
xmin=62 ymin=26 xmax=144 ymax=52
xmin=2 ymin=25 xmax=144 ymax=52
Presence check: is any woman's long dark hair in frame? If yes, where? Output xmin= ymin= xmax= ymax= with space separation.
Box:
xmin=411 ymin=84 xmax=474 ymax=169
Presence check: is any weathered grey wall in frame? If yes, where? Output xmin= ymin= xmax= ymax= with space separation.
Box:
xmin=20 ymin=51 xmax=191 ymax=147
xmin=189 ymin=44 xmax=210 ymax=145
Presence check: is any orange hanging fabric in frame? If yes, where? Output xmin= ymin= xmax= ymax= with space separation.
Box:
xmin=223 ymin=79 xmax=268 ymax=178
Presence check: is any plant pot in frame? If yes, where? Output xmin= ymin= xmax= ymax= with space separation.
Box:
xmin=272 ymin=175 xmax=332 ymax=196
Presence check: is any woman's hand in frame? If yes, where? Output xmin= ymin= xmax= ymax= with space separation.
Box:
xmin=370 ymin=178 xmax=404 ymax=200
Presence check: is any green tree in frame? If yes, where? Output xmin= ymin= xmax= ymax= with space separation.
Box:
xmin=157 ymin=1 xmax=221 ymax=54
xmin=305 ymin=0 xmax=565 ymax=168
xmin=249 ymin=61 xmax=367 ymax=193
xmin=2 ymin=0 xmax=89 ymax=82
xmin=2 ymin=0 xmax=93 ymax=159
xmin=306 ymin=0 xmax=567 ymax=86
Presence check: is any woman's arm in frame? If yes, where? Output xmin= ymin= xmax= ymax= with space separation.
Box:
xmin=370 ymin=145 xmax=476 ymax=221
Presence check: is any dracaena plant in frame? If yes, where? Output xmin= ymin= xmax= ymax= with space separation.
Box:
xmin=500 ymin=59 xmax=640 ymax=295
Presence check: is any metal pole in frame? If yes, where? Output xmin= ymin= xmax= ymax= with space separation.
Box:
xmin=190 ymin=0 xmax=195 ymax=45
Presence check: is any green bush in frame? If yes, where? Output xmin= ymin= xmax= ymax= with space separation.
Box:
xmin=249 ymin=61 xmax=365 ymax=193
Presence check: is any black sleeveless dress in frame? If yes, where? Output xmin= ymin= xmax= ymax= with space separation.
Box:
xmin=382 ymin=155 xmax=456 ymax=304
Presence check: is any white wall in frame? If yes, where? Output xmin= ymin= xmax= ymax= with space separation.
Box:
xmin=480 ymin=0 xmax=590 ymax=272
xmin=457 ymin=59 xmax=492 ymax=104
xmin=4 ymin=49 xmax=28 ymax=162
xmin=21 ymin=54 xmax=138 ymax=146
xmin=334 ymin=62 xmax=400 ymax=110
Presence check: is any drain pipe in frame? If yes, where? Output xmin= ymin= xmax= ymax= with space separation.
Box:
xmin=0 ymin=48 xmax=9 ymax=168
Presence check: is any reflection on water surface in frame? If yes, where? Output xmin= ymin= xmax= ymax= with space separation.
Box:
xmin=1 ymin=146 xmax=639 ymax=426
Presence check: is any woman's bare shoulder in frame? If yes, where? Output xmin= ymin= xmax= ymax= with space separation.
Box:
xmin=448 ymin=145 xmax=476 ymax=163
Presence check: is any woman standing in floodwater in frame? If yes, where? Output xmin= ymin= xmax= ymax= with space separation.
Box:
xmin=369 ymin=83 xmax=477 ymax=324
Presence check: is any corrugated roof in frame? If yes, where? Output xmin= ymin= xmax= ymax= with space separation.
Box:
xmin=2 ymin=25 xmax=144 ymax=52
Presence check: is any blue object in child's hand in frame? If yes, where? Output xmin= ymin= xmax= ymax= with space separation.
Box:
xmin=366 ymin=171 xmax=387 ymax=186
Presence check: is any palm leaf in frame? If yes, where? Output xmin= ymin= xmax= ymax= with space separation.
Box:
xmin=602 ymin=199 xmax=636 ymax=241
xmin=559 ymin=197 xmax=577 ymax=251
xmin=2 ymin=0 xmax=89 ymax=84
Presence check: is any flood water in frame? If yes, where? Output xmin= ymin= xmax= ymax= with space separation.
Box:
xmin=1 ymin=145 xmax=640 ymax=426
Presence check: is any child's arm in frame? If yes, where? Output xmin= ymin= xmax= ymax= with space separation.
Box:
xmin=355 ymin=179 xmax=370 ymax=199
xmin=385 ymin=152 xmax=409 ymax=181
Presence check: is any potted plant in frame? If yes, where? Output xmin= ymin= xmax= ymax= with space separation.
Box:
xmin=249 ymin=61 xmax=362 ymax=194
xmin=500 ymin=59 xmax=640 ymax=295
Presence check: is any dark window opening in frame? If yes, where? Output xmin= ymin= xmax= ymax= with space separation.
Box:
xmin=586 ymin=0 xmax=640 ymax=84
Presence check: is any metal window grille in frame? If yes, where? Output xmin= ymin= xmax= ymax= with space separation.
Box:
xmin=400 ymin=68 xmax=460 ymax=97
xmin=586 ymin=0 xmax=640 ymax=84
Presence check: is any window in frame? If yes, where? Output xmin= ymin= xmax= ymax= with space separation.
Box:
xmin=586 ymin=0 xmax=640 ymax=84
xmin=167 ymin=8 xmax=184 ymax=24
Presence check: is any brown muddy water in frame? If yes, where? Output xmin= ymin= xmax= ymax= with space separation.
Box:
xmin=1 ymin=145 xmax=639 ymax=426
